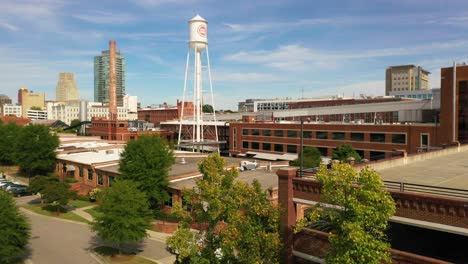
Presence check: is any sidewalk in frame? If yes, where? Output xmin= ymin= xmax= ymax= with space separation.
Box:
xmin=71 ymin=206 xmax=172 ymax=242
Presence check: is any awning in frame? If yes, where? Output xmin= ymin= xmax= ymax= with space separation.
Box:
xmin=66 ymin=165 xmax=75 ymax=171
xmin=245 ymin=151 xmax=297 ymax=161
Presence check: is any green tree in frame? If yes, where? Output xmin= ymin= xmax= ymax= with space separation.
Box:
xmin=293 ymin=146 xmax=322 ymax=168
xmin=30 ymin=106 xmax=42 ymax=111
xmin=41 ymin=181 xmax=76 ymax=213
xmin=119 ymin=135 xmax=175 ymax=207
xmin=0 ymin=190 xmax=30 ymax=263
xmin=0 ymin=121 xmax=22 ymax=165
xmin=332 ymin=144 xmax=361 ymax=163
xmin=14 ymin=125 xmax=59 ymax=176
xmin=92 ymin=180 xmax=152 ymax=254
xmin=296 ymin=164 xmax=395 ymax=264
xmin=202 ymin=104 xmax=214 ymax=113
xmin=28 ymin=175 xmax=59 ymax=202
xmin=167 ymin=153 xmax=281 ymax=263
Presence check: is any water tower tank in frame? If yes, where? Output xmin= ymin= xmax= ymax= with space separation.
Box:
xmin=189 ymin=14 xmax=208 ymax=51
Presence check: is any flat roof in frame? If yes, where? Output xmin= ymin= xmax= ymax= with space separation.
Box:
xmin=57 ymin=149 xmax=123 ymax=165
xmin=169 ymin=168 xmax=280 ymax=191
xmin=378 ymin=150 xmax=468 ymax=190
xmin=96 ymin=156 xmax=260 ymax=177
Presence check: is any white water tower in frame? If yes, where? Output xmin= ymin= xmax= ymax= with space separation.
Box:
xmin=178 ymin=15 xmax=220 ymax=152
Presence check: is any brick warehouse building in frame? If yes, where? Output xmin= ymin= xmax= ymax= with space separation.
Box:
xmin=229 ymin=65 xmax=467 ymax=161
xmin=138 ymin=100 xmax=194 ymax=125
xmin=89 ymin=118 xmax=175 ymax=141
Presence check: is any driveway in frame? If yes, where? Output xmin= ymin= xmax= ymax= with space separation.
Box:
xmin=16 ymin=196 xmax=174 ymax=264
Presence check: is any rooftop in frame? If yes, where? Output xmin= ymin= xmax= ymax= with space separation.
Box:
xmin=96 ymin=156 xmax=260 ymax=178
xmin=378 ymin=149 xmax=468 ymax=190
xmin=169 ymin=167 xmax=281 ymax=192
xmin=57 ymin=148 xmax=123 ymax=165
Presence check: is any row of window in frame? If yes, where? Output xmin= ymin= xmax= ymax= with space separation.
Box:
xmin=241 ymin=129 xmax=407 ymax=144
xmin=74 ymin=165 xmax=114 ymax=186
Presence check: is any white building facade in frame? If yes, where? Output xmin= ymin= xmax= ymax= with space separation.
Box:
xmin=2 ymin=104 xmax=22 ymax=117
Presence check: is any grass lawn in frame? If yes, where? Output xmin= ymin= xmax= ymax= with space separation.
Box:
xmin=22 ymin=204 xmax=90 ymax=224
xmin=69 ymin=199 xmax=94 ymax=208
xmin=93 ymin=246 xmax=158 ymax=264
xmin=85 ymin=207 xmax=103 ymax=219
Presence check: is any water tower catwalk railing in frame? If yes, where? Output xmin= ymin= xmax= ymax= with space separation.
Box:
xmin=177 ymin=14 xmax=224 ymax=153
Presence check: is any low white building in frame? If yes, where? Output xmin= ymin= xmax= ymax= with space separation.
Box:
xmin=47 ymin=97 xmax=138 ymax=125
xmin=2 ymin=104 xmax=22 ymax=117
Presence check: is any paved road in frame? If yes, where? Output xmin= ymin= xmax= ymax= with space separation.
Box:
xmin=16 ymin=196 xmax=174 ymax=264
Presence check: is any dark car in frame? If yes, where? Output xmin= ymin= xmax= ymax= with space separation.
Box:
xmin=1 ymin=182 xmax=16 ymax=190
xmin=7 ymin=185 xmax=31 ymax=197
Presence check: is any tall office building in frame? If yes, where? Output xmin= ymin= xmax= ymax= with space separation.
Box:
xmin=18 ymin=88 xmax=45 ymax=117
xmin=56 ymin=73 xmax=79 ymax=102
xmin=385 ymin=65 xmax=430 ymax=95
xmin=94 ymin=49 xmax=125 ymax=106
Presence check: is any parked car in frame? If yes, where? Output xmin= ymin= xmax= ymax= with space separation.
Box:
xmin=0 ymin=181 xmax=15 ymax=189
xmin=7 ymin=185 xmax=31 ymax=197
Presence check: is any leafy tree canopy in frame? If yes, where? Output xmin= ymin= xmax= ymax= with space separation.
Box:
xmin=0 ymin=190 xmax=30 ymax=263
xmin=30 ymin=106 xmax=42 ymax=111
xmin=0 ymin=121 xmax=22 ymax=165
xmin=202 ymin=104 xmax=214 ymax=113
xmin=296 ymin=164 xmax=396 ymax=264
xmin=14 ymin=125 xmax=59 ymax=175
xmin=28 ymin=175 xmax=60 ymax=199
xmin=92 ymin=180 xmax=152 ymax=254
xmin=293 ymin=146 xmax=322 ymax=168
xmin=119 ymin=135 xmax=175 ymax=207
xmin=167 ymin=153 xmax=281 ymax=263
xmin=41 ymin=181 xmax=76 ymax=212
xmin=332 ymin=144 xmax=361 ymax=163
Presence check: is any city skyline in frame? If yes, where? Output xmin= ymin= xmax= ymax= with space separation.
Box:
xmin=2 ymin=0 xmax=468 ymax=109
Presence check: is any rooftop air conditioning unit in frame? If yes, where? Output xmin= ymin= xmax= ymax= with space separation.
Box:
xmin=105 ymin=150 xmax=114 ymax=155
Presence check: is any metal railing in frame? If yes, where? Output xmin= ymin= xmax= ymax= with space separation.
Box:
xmin=383 ymin=181 xmax=468 ymax=200
xmin=295 ymin=171 xmax=468 ymax=200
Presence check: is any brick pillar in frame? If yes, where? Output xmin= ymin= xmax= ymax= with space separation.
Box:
xmin=277 ymin=168 xmax=297 ymax=264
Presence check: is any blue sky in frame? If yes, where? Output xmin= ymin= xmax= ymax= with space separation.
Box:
xmin=2 ymin=0 xmax=468 ymax=110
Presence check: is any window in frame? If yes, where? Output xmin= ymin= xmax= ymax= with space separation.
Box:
xmin=287 ymin=130 xmax=297 ymax=138
xmin=263 ymin=129 xmax=271 ymax=136
xmin=251 ymin=129 xmax=260 ymax=136
xmin=251 ymin=142 xmax=260 ymax=150
xmin=421 ymin=134 xmax=429 ymax=146
xmin=274 ymin=144 xmax=283 ymax=152
xmin=233 ymin=128 xmax=237 ymax=149
xmin=317 ymin=147 xmax=328 ymax=156
xmin=97 ymin=173 xmax=103 ymax=185
xmin=87 ymin=168 xmax=93 ymax=179
xmin=164 ymin=196 xmax=173 ymax=207
xmin=79 ymin=167 xmax=83 ymax=177
xmin=63 ymin=163 xmax=67 ymax=173
xmin=242 ymin=129 xmax=248 ymax=135
xmin=88 ymin=169 xmax=93 ymax=180
xmin=303 ymin=131 xmax=312 ymax=139
xmin=370 ymin=133 xmax=385 ymax=143
xmin=242 ymin=141 xmax=249 ymax=149
xmin=262 ymin=143 xmax=271 ymax=151
xmin=287 ymin=145 xmax=297 ymax=153
xmin=350 ymin=132 xmax=364 ymax=141
xmin=119 ymin=123 xmax=125 ymax=127
xmin=316 ymin=131 xmax=328 ymax=139
xmin=332 ymin=132 xmax=345 ymax=140
xmin=108 ymin=176 xmax=115 ymax=187
xmin=274 ymin=130 xmax=283 ymax=137
xmin=392 ymin=134 xmax=406 ymax=144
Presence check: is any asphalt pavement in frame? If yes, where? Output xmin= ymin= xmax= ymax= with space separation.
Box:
xmin=15 ymin=195 xmax=174 ymax=264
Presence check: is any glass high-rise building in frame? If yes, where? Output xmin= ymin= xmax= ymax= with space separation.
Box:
xmin=94 ymin=50 xmax=125 ymax=106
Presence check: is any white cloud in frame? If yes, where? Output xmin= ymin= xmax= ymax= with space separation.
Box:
xmin=312 ymin=80 xmax=385 ymax=98
xmin=73 ymin=11 xmax=137 ymax=24
xmin=133 ymin=0 xmax=198 ymax=7
xmin=224 ymin=40 xmax=468 ymax=71
xmin=212 ymin=72 xmax=281 ymax=82
xmin=223 ymin=18 xmax=332 ymax=34
xmin=0 ymin=22 xmax=19 ymax=31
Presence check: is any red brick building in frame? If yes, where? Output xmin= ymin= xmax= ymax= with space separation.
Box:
xmin=138 ymin=100 xmax=194 ymax=125
xmin=89 ymin=118 xmax=174 ymax=141
xmin=0 ymin=115 xmax=31 ymax=126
